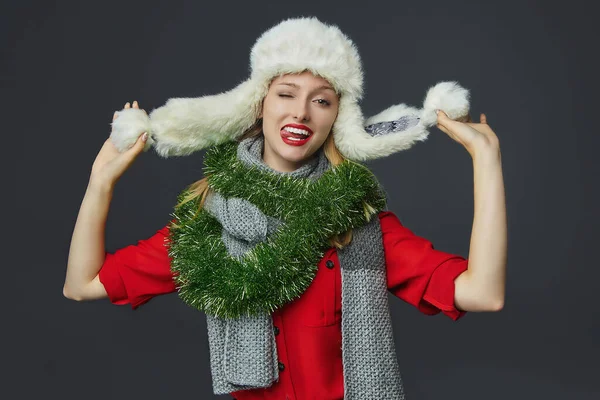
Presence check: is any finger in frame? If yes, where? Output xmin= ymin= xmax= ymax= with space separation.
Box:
xmin=133 ymin=132 xmax=148 ymax=149
xmin=436 ymin=110 xmax=457 ymax=128
xmin=436 ymin=109 xmax=451 ymax=120
xmin=436 ymin=123 xmax=451 ymax=135
xmin=122 ymin=132 xmax=148 ymax=159
xmin=134 ymin=132 xmax=149 ymax=151
xmin=125 ymin=102 xmax=130 ymax=109
xmin=480 ymin=113 xmax=487 ymax=124
xmin=436 ymin=122 xmax=458 ymax=138
xmin=113 ymin=111 xmax=118 ymax=121
xmin=133 ymin=100 xmax=139 ymax=109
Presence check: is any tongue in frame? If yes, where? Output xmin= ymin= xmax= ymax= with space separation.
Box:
xmin=282 ymin=130 xmax=307 ymax=139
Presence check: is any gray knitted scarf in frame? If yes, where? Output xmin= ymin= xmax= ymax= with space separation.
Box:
xmin=202 ymin=135 xmax=405 ymax=399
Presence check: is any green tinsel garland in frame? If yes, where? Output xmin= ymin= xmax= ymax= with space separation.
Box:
xmin=167 ymin=142 xmax=387 ymax=318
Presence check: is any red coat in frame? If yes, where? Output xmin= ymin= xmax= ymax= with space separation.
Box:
xmin=99 ymin=211 xmax=468 ymax=400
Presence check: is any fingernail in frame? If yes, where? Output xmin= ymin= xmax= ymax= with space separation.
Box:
xmin=142 ymin=132 xmax=148 ymax=142
xmin=435 ymin=109 xmax=439 ymax=114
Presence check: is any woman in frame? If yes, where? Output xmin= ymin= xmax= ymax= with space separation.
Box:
xmin=64 ymin=17 xmax=506 ymax=400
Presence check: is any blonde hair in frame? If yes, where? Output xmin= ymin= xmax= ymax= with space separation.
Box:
xmin=175 ymin=121 xmax=369 ymax=249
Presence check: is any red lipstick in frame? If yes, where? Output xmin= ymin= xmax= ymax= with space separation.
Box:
xmin=281 ymin=123 xmax=313 ymax=134
xmin=280 ymin=123 xmax=313 ymax=146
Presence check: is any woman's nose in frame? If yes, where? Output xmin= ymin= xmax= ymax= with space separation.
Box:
xmin=293 ymin=101 xmax=310 ymax=122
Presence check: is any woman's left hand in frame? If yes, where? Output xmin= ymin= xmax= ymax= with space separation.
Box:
xmin=435 ymin=110 xmax=500 ymax=158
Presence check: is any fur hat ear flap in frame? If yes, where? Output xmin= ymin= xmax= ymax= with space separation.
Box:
xmin=110 ymin=78 xmax=268 ymax=157
xmin=333 ymin=81 xmax=470 ymax=161
xmin=109 ymin=16 xmax=472 ymax=162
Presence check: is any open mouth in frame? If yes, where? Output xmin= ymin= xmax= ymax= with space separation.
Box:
xmin=280 ymin=125 xmax=313 ymax=146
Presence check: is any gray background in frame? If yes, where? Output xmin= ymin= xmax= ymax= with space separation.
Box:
xmin=4 ymin=0 xmax=599 ymax=398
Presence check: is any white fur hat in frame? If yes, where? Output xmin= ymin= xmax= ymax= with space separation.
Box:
xmin=110 ymin=17 xmax=470 ymax=161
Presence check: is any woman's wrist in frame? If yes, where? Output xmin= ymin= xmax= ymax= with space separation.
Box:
xmin=87 ymin=177 xmax=115 ymax=197
xmin=471 ymin=141 xmax=501 ymax=166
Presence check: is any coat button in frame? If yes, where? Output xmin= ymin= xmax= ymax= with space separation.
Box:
xmin=273 ymin=325 xmax=280 ymax=335
xmin=326 ymin=260 xmax=335 ymax=269
xmin=278 ymin=361 xmax=285 ymax=371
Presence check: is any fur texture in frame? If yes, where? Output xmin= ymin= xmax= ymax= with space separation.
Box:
xmin=110 ymin=108 xmax=153 ymax=153
xmin=335 ymin=81 xmax=470 ymax=160
xmin=421 ymin=81 xmax=471 ymax=126
xmin=109 ymin=17 xmax=470 ymax=161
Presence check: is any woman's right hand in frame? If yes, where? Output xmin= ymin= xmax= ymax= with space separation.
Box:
xmin=89 ymin=101 xmax=149 ymax=191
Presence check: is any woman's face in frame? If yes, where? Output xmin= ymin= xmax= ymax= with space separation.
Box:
xmin=260 ymin=71 xmax=339 ymax=172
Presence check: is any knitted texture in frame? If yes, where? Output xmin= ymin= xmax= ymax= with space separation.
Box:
xmin=180 ymin=135 xmax=405 ymax=397
xmin=205 ymin=136 xmax=328 ymax=393
xmin=338 ymin=218 xmax=406 ymax=399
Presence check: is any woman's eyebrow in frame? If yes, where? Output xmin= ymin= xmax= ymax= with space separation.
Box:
xmin=277 ymin=82 xmax=335 ymax=92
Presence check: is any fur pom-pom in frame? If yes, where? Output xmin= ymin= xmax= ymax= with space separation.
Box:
xmin=109 ymin=108 xmax=153 ymax=152
xmin=420 ymin=81 xmax=470 ymax=126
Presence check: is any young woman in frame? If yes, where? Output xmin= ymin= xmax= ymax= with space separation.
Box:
xmin=63 ymin=17 xmax=506 ymax=400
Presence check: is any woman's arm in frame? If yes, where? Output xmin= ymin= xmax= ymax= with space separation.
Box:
xmin=454 ymin=147 xmax=507 ymax=312
xmin=63 ymin=181 xmax=112 ymax=301
xmin=435 ymin=111 xmax=507 ymax=312
xmin=63 ymin=101 xmax=149 ymax=301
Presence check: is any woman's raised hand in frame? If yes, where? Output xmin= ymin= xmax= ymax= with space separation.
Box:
xmin=435 ymin=111 xmax=500 ymax=159
xmin=90 ymin=101 xmax=148 ymax=191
